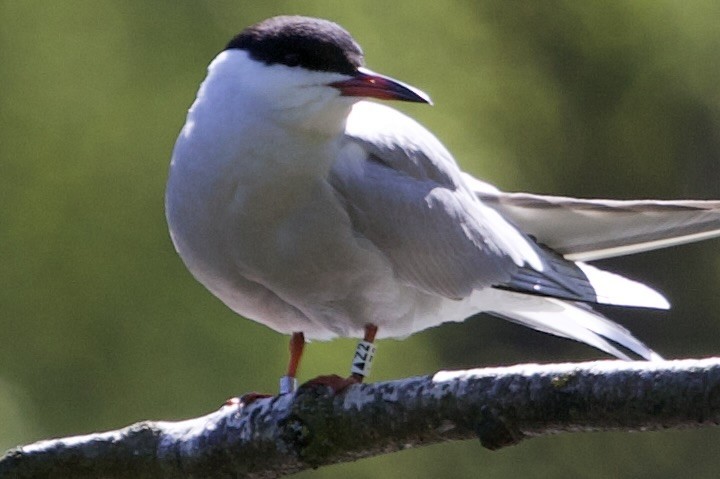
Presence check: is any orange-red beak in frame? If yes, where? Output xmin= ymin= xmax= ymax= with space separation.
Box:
xmin=329 ymin=67 xmax=432 ymax=104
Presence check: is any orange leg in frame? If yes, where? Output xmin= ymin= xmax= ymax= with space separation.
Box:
xmin=287 ymin=332 xmax=305 ymax=377
xmin=227 ymin=331 xmax=306 ymax=406
xmin=279 ymin=332 xmax=305 ymax=394
xmin=233 ymin=325 xmax=379 ymax=404
xmin=303 ymin=324 xmax=379 ymax=393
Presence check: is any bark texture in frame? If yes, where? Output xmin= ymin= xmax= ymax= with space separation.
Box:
xmin=2 ymin=357 xmax=720 ymax=478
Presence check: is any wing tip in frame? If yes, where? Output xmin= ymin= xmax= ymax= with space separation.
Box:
xmin=577 ymin=263 xmax=671 ymax=310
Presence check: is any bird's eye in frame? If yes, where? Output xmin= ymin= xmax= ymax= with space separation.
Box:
xmin=283 ymin=53 xmax=301 ymax=67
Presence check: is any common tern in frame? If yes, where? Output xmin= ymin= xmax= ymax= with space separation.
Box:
xmin=166 ymin=15 xmax=720 ymax=394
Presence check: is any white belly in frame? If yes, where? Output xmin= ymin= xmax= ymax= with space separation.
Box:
xmin=166 ymin=134 xmax=474 ymax=340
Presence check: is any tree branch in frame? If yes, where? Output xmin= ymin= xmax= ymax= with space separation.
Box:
xmin=3 ymin=357 xmax=720 ymax=478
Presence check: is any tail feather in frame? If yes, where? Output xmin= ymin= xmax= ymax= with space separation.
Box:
xmin=489 ymin=292 xmax=662 ymax=361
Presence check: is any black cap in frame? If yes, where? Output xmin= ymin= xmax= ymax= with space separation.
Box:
xmin=226 ymin=16 xmax=365 ymax=75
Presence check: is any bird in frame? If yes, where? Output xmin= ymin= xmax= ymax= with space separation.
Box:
xmin=166 ymin=15 xmax=720 ymax=396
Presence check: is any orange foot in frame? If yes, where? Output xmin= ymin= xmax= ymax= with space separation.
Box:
xmin=301 ymin=374 xmax=361 ymax=394
xmin=224 ymin=392 xmax=273 ymax=407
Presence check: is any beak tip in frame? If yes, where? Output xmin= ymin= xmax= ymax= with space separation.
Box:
xmin=406 ymin=88 xmax=433 ymax=105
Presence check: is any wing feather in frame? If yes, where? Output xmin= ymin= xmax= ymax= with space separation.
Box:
xmin=464 ymin=174 xmax=720 ymax=261
xmin=332 ymin=102 xmax=544 ymax=299
xmin=335 ymin=102 xmax=674 ymax=308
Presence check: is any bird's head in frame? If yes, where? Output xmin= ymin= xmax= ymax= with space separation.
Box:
xmin=204 ymin=16 xmax=431 ymax=134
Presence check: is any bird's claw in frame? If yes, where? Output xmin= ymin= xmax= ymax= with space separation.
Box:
xmin=301 ymin=374 xmax=361 ymax=394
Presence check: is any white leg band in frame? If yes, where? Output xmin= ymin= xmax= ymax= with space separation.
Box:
xmin=279 ymin=375 xmax=297 ymax=395
xmin=350 ymin=340 xmax=377 ymax=377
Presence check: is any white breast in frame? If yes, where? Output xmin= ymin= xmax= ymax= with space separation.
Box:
xmin=165 ymin=51 xmax=484 ymax=340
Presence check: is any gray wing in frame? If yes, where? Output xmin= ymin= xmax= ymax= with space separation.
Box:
xmin=331 ymin=102 xmax=544 ymax=299
xmin=332 ymin=102 xmax=663 ymax=306
xmin=463 ymin=174 xmax=720 ymax=261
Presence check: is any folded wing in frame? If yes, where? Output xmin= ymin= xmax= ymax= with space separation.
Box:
xmin=336 ymin=101 xmax=678 ymax=360
xmin=465 ymin=174 xmax=720 ymax=261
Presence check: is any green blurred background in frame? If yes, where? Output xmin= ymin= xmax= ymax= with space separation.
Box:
xmin=2 ymin=1 xmax=720 ymax=477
